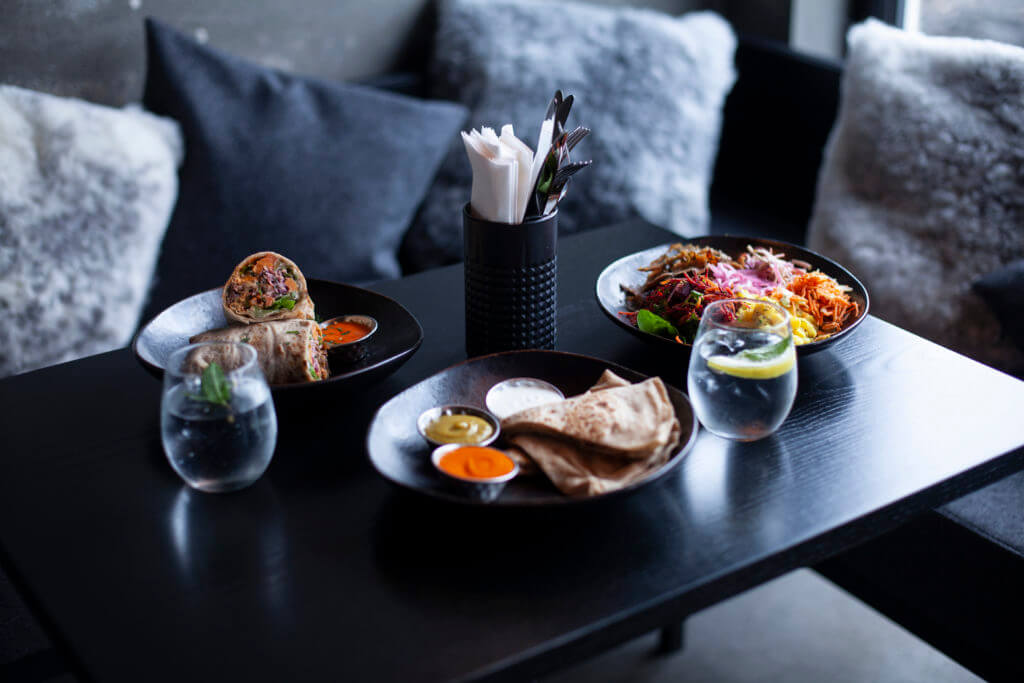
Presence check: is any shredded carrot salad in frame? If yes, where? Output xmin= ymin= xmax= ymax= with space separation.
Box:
xmin=623 ymin=243 xmax=860 ymax=344
xmin=787 ymin=272 xmax=860 ymax=335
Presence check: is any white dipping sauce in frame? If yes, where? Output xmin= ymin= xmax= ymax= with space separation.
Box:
xmin=486 ymin=378 xmax=565 ymax=419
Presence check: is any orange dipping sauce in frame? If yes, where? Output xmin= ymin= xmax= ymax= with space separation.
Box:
xmin=322 ymin=319 xmax=371 ymax=346
xmin=438 ymin=446 xmax=516 ymax=480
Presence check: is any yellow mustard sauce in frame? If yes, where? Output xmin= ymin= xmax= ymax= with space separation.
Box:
xmin=425 ymin=414 xmax=494 ymax=444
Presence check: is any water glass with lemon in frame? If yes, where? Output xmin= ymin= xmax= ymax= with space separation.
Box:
xmin=687 ymin=298 xmax=797 ymax=441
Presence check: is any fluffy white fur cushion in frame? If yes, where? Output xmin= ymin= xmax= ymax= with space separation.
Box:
xmin=0 ymin=85 xmax=182 ymax=377
xmin=402 ymin=0 xmax=736 ymax=271
xmin=808 ymin=20 xmax=1024 ymax=374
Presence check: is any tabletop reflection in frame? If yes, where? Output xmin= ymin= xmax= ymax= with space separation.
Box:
xmin=168 ymin=483 xmax=292 ymax=622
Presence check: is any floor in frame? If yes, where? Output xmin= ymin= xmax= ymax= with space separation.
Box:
xmin=3 ymin=568 xmax=982 ymax=682
xmin=546 ymin=569 xmax=982 ymax=683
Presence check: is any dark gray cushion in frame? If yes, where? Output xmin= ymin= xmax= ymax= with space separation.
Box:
xmin=140 ymin=19 xmax=467 ymax=318
xmin=942 ymin=469 xmax=1024 ymax=557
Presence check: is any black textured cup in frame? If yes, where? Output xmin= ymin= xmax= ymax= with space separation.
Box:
xmin=464 ymin=204 xmax=557 ymax=357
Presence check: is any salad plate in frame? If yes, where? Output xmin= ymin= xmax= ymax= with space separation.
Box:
xmin=133 ymin=278 xmax=423 ymax=393
xmin=366 ymin=350 xmax=698 ymax=507
xmin=595 ymin=235 xmax=869 ymax=355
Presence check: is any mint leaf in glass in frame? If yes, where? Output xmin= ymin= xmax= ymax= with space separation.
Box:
xmin=200 ymin=362 xmax=231 ymax=407
xmin=737 ymin=336 xmax=790 ymax=362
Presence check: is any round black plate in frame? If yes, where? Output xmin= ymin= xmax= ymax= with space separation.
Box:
xmin=595 ymin=235 xmax=870 ymax=355
xmin=366 ymin=350 xmax=698 ymax=507
xmin=132 ymin=278 xmax=422 ymax=392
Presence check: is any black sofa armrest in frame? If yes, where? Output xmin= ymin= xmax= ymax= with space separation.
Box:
xmin=816 ymin=506 xmax=1024 ymax=683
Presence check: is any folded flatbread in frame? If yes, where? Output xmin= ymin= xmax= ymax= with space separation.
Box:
xmin=501 ymin=370 xmax=679 ymax=458
xmin=222 ymin=251 xmax=315 ymax=324
xmin=190 ymin=319 xmax=329 ymax=384
xmin=505 ymin=434 xmax=674 ymax=496
xmin=502 ymin=371 xmax=681 ymax=497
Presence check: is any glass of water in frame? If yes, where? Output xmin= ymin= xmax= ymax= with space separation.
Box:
xmin=161 ymin=341 xmax=277 ymax=492
xmin=687 ymin=298 xmax=797 ymax=441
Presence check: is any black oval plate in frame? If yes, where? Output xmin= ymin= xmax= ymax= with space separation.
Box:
xmin=132 ymin=278 xmax=422 ymax=392
xmin=595 ymin=235 xmax=870 ymax=355
xmin=366 ymin=350 xmax=699 ymax=507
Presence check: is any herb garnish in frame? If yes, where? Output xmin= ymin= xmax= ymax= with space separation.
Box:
xmin=737 ymin=336 xmax=790 ymax=362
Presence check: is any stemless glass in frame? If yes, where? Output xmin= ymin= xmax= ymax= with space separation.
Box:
xmin=686 ymin=298 xmax=797 ymax=441
xmin=161 ymin=342 xmax=277 ymax=492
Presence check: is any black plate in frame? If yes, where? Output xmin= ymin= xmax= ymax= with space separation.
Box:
xmin=132 ymin=279 xmax=422 ymax=392
xmin=366 ymin=350 xmax=698 ymax=506
xmin=595 ymin=235 xmax=870 ymax=355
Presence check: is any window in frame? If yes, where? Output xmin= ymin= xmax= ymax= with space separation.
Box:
xmin=910 ymin=0 xmax=1024 ymax=47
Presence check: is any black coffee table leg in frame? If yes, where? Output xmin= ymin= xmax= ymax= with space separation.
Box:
xmin=657 ymin=620 xmax=685 ymax=654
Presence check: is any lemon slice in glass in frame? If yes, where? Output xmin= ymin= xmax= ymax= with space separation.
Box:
xmin=707 ymin=344 xmax=796 ymax=380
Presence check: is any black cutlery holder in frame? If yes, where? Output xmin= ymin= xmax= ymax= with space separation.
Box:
xmin=463 ymin=205 xmax=557 ymax=357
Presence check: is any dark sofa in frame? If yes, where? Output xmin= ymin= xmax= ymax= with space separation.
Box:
xmin=715 ymin=40 xmax=1024 ymax=683
xmin=1 ymin=3 xmax=1022 ymax=682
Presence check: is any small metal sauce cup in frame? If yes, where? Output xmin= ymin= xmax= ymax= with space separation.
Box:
xmin=431 ymin=443 xmax=518 ymax=503
xmin=320 ymin=314 xmax=377 ymax=363
xmin=416 ymin=405 xmax=500 ymax=448
xmin=485 ymin=377 xmax=565 ymax=419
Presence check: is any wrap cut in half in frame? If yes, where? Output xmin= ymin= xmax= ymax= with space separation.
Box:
xmin=190 ymin=320 xmax=330 ymax=384
xmin=222 ymin=251 xmax=315 ymax=324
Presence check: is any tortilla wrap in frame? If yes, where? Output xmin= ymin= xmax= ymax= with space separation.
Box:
xmin=190 ymin=320 xmax=329 ymax=384
xmin=222 ymin=251 xmax=315 ymax=324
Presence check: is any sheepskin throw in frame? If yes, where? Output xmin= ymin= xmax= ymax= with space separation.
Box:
xmin=400 ymin=0 xmax=737 ymax=272
xmin=808 ymin=20 xmax=1024 ymax=375
xmin=0 ymin=85 xmax=182 ymax=377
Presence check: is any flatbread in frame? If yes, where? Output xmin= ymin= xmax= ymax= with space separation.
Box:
xmin=501 ymin=372 xmax=679 ymax=459
xmin=500 ymin=370 xmax=682 ymax=497
xmin=505 ymin=433 xmax=673 ymax=497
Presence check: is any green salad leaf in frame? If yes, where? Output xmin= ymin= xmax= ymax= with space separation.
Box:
xmin=637 ymin=309 xmax=678 ymax=338
xmin=678 ymin=313 xmax=701 ymax=344
xmin=270 ymin=296 xmax=297 ymax=311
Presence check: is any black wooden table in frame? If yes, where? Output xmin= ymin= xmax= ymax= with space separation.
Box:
xmin=2 ymin=221 xmax=1023 ymax=683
